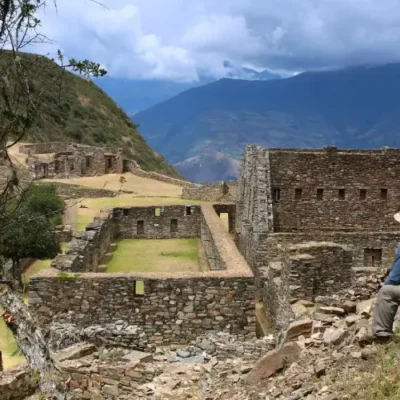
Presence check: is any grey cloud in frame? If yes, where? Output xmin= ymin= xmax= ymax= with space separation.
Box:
xmin=36 ymin=0 xmax=400 ymax=81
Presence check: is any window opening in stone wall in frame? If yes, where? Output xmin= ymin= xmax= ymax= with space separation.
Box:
xmin=54 ymin=160 xmax=60 ymax=173
xmin=295 ymin=188 xmax=302 ymax=200
xmin=70 ymin=163 xmax=74 ymax=172
xmin=137 ymin=220 xmax=144 ymax=234
xmin=338 ymin=189 xmax=345 ymax=200
xmin=106 ymin=157 xmax=113 ymax=171
xmin=134 ymin=281 xmax=144 ymax=296
xmin=317 ymin=188 xmax=324 ymax=200
xmin=123 ymin=209 xmax=129 ymax=216
xmin=381 ymin=188 xmax=388 ymax=200
xmin=272 ymin=188 xmax=281 ymax=202
xmin=186 ymin=206 xmax=192 ymax=216
xmin=86 ymin=156 xmax=91 ymax=168
xmin=155 ymin=208 xmax=161 ymax=217
xmin=360 ymin=189 xmax=367 ymax=200
xmin=170 ymin=219 xmax=178 ymax=233
xmin=123 ymin=160 xmax=129 ymax=172
xmin=364 ymin=248 xmax=382 ymax=267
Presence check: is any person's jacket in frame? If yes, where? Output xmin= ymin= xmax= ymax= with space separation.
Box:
xmin=385 ymin=246 xmax=400 ymax=285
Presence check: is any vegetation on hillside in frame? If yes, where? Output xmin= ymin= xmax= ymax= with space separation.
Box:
xmin=0 ymin=50 xmax=181 ymax=178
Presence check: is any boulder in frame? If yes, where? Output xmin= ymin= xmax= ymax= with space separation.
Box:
xmin=246 ymin=342 xmax=302 ymax=384
xmin=318 ymin=307 xmax=345 ymax=316
xmin=55 ymin=342 xmax=96 ymax=362
xmin=120 ymin=350 xmax=153 ymax=363
xmin=357 ymin=299 xmax=373 ymax=318
xmin=291 ymin=302 xmax=309 ymax=319
xmin=342 ymin=301 xmax=357 ymax=314
xmin=283 ymin=319 xmax=313 ymax=343
xmin=323 ymin=328 xmax=349 ymax=346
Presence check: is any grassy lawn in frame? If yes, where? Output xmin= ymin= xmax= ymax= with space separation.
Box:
xmin=106 ymin=238 xmax=202 ymax=274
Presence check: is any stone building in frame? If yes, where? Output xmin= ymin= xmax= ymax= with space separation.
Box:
xmin=235 ymin=145 xmax=400 ymax=328
xmin=19 ymin=142 xmax=138 ymax=179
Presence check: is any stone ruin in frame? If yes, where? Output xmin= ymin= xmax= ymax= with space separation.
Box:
xmin=19 ymin=142 xmax=139 ymax=179
xmin=182 ymin=180 xmax=238 ymax=202
xmin=2 ymin=144 xmax=400 ymax=399
xmin=236 ymin=145 xmax=400 ymax=329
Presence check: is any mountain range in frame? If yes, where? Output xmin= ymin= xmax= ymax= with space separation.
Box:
xmin=134 ymin=63 xmax=400 ymax=182
xmin=95 ymin=63 xmax=281 ymax=115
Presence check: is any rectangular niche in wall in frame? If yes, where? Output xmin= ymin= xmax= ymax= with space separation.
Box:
xmin=295 ymin=188 xmax=302 ymax=200
xmin=360 ymin=189 xmax=367 ymax=200
xmin=381 ymin=189 xmax=388 ymax=200
xmin=364 ymin=248 xmax=382 ymax=267
xmin=134 ymin=281 xmax=144 ymax=296
xmin=137 ymin=220 xmax=144 ymax=234
xmin=170 ymin=219 xmax=178 ymax=233
xmin=338 ymin=189 xmax=346 ymax=200
xmin=316 ymin=188 xmax=324 ymax=200
xmin=272 ymin=188 xmax=281 ymax=202
xmin=186 ymin=206 xmax=192 ymax=216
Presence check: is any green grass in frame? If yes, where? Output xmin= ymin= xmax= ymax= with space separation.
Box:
xmin=0 ymin=319 xmax=24 ymax=369
xmin=106 ymin=238 xmax=201 ymax=273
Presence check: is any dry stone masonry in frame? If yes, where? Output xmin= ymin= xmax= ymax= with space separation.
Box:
xmin=236 ymin=145 xmax=400 ymax=331
xmin=28 ymin=204 xmax=255 ymax=349
xmin=182 ymin=180 xmax=238 ymax=202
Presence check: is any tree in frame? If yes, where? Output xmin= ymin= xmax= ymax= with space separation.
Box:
xmin=119 ymin=175 xmax=127 ymax=192
xmin=22 ymin=184 xmax=64 ymax=224
xmin=0 ymin=211 xmax=59 ymax=288
xmin=0 ymin=1 xmax=107 ymax=398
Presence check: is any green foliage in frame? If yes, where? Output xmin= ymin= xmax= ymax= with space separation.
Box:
xmin=21 ymin=185 xmax=64 ymax=222
xmin=0 ymin=212 xmax=59 ymax=264
xmin=55 ymin=272 xmax=80 ymax=282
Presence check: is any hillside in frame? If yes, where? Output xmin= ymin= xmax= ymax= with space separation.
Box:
xmin=0 ymin=51 xmax=181 ymax=179
xmin=135 ymin=63 xmax=400 ymax=181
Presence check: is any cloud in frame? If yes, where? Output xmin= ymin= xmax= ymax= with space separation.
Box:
xmin=35 ymin=0 xmax=400 ymax=81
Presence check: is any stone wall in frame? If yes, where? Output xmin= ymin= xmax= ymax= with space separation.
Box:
xmin=37 ymin=182 xmax=117 ymax=199
xmin=286 ymin=242 xmax=353 ymax=302
xmin=0 ymin=364 xmax=36 ymax=400
xmin=113 ymin=205 xmax=201 ymax=239
xmin=129 ymin=167 xmax=192 ymax=187
xmin=268 ymin=147 xmax=400 ymax=232
xmin=182 ymin=181 xmax=238 ymax=202
xmin=28 ymin=274 xmax=256 ymax=348
xmin=53 ymin=211 xmax=114 ymax=272
xmin=60 ymin=358 xmax=159 ymax=399
xmin=262 ymin=231 xmax=400 ymax=270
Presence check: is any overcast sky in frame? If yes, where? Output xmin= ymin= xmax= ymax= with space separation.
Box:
xmin=37 ymin=0 xmax=400 ymax=81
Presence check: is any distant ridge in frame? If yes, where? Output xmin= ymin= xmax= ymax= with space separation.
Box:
xmin=135 ymin=63 xmax=400 ymax=181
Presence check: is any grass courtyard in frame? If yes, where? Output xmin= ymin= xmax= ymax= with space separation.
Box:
xmin=106 ymin=238 xmax=205 ymax=274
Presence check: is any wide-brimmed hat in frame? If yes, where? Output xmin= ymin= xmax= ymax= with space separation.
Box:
xmin=394 ymin=212 xmax=400 ymax=223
